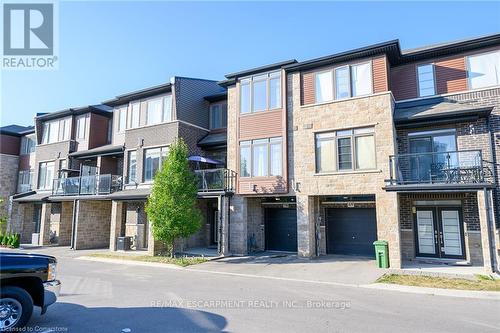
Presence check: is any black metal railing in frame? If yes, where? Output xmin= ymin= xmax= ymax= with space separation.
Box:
xmin=195 ymin=168 xmax=236 ymax=192
xmin=388 ymin=150 xmax=491 ymax=186
xmin=52 ymin=174 xmax=122 ymax=196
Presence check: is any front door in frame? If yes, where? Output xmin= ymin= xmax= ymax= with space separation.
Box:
xmin=415 ymin=207 xmax=465 ymax=259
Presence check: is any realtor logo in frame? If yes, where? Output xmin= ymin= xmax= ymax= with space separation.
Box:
xmin=2 ymin=2 xmax=58 ymax=69
xmin=3 ymin=3 xmax=53 ymax=55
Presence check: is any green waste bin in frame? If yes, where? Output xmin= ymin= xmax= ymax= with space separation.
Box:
xmin=373 ymin=240 xmax=389 ymax=268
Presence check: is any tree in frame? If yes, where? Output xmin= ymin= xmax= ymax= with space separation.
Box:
xmin=145 ymin=139 xmax=202 ymax=256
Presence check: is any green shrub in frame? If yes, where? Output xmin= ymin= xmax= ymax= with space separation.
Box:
xmin=0 ymin=232 xmax=20 ymax=248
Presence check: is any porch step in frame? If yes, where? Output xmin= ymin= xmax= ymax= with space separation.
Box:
xmin=413 ymin=258 xmax=471 ymax=266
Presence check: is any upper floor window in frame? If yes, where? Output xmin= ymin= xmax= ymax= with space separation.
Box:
xmin=314 ymin=62 xmax=373 ymax=103
xmin=239 ymin=137 xmax=282 ymax=178
xmin=41 ymin=117 xmax=71 ymax=144
xmin=417 ymin=64 xmax=435 ymax=97
xmin=76 ymin=115 xmax=88 ymax=139
xmin=467 ymin=51 xmax=500 ymax=90
xmin=18 ymin=169 xmax=34 ymax=193
xmin=146 ymin=98 xmax=162 ymax=125
xmin=163 ymin=95 xmax=173 ymax=122
xmin=118 ymin=107 xmax=127 ymax=132
xmin=129 ymin=103 xmax=140 ymax=129
xmin=127 ymin=150 xmax=137 ymax=184
xmin=38 ymin=161 xmax=55 ymax=190
xmin=315 ymin=127 xmax=375 ymax=173
xmin=144 ymin=146 xmax=169 ymax=182
xmin=209 ymin=104 xmax=227 ymax=129
xmin=240 ymin=71 xmax=281 ymax=114
xmin=20 ymin=135 xmax=35 ymax=155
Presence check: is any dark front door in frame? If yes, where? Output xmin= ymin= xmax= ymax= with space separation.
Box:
xmin=415 ymin=207 xmax=465 ymax=259
xmin=209 ymin=207 xmax=218 ymax=245
xmin=326 ymin=208 xmax=377 ymax=257
xmin=265 ymin=208 xmax=297 ymax=252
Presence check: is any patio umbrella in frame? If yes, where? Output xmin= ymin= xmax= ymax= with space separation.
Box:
xmin=188 ymin=155 xmax=222 ymax=165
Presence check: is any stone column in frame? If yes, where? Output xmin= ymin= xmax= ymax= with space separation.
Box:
xmin=219 ymin=195 xmax=230 ymax=256
xmin=229 ymin=195 xmax=248 ymax=255
xmin=296 ymin=194 xmax=315 ymax=258
xmin=39 ymin=202 xmax=52 ymax=245
xmin=375 ymin=192 xmax=402 ymax=269
xmin=478 ymin=190 xmax=494 ymax=273
xmin=109 ymin=201 xmax=123 ymax=251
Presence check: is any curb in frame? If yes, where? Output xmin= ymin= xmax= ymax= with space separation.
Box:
xmin=77 ymin=256 xmax=183 ymax=270
xmin=364 ymin=283 xmax=500 ymax=300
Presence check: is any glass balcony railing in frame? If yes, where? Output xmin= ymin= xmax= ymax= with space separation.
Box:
xmin=195 ymin=168 xmax=236 ymax=193
xmin=52 ymin=174 xmax=122 ymax=196
xmin=387 ymin=150 xmax=493 ymax=186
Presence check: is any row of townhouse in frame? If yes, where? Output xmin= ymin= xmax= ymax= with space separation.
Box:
xmin=1 ymin=34 xmax=500 ymax=272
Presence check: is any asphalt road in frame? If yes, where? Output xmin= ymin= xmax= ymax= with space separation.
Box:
xmin=23 ymin=249 xmax=500 ymax=333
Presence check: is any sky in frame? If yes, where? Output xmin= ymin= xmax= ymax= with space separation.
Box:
xmin=1 ymin=1 xmax=500 ymax=126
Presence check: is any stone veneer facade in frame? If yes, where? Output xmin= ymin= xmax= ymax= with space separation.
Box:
xmin=0 ymin=154 xmax=19 ymax=219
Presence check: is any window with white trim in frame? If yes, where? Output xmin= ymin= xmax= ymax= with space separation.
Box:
xmin=128 ymin=150 xmax=137 ymax=184
xmin=20 ymin=135 xmax=35 ymax=155
xmin=41 ymin=117 xmax=71 ymax=144
xmin=118 ymin=107 xmax=127 ymax=132
xmin=417 ymin=64 xmax=435 ymax=97
xmin=467 ymin=51 xmax=500 ymax=89
xmin=239 ymin=71 xmax=281 ymax=113
xmin=315 ymin=127 xmax=376 ymax=173
xmin=143 ymin=146 xmax=169 ymax=182
xmin=18 ymin=169 xmax=34 ymax=193
xmin=129 ymin=103 xmax=140 ymax=129
xmin=76 ymin=115 xmax=88 ymax=139
xmin=38 ymin=161 xmax=55 ymax=190
xmin=239 ymin=137 xmax=282 ymax=177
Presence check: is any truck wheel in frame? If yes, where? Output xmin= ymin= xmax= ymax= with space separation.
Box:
xmin=0 ymin=287 xmax=34 ymax=331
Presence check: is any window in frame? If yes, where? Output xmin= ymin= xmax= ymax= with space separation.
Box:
xmin=118 ymin=107 xmax=127 ymax=132
xmin=315 ymin=70 xmax=333 ymax=103
xmin=18 ymin=170 xmax=33 ymax=193
xmin=20 ymin=135 xmax=35 ymax=155
xmin=128 ymin=151 xmax=137 ymax=184
xmin=417 ymin=64 xmax=435 ymax=97
xmin=146 ymin=99 xmax=162 ymax=125
xmin=129 ymin=103 xmax=140 ymax=129
xmin=38 ymin=161 xmax=55 ymax=190
xmin=351 ymin=62 xmax=372 ymax=97
xmin=41 ymin=120 xmax=66 ymax=144
xmin=335 ymin=66 xmax=351 ymax=99
xmin=315 ymin=132 xmax=336 ymax=173
xmin=48 ymin=121 xmax=59 ymax=144
xmin=163 ymin=95 xmax=172 ymax=122
xmin=467 ymin=51 xmax=500 ymax=89
xmin=209 ymin=104 xmax=227 ymax=129
xmin=240 ymin=141 xmax=251 ymax=177
xmin=239 ymin=137 xmax=282 ymax=177
xmin=315 ymin=127 xmax=376 ymax=173
xmin=239 ymin=71 xmax=281 ymax=113
xmin=144 ymin=146 xmax=169 ymax=182
xmin=76 ymin=115 xmax=87 ymax=139
xmin=59 ymin=118 xmax=71 ymax=141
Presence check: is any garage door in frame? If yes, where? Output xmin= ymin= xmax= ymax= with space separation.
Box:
xmin=326 ymin=208 xmax=377 ymax=256
xmin=265 ymin=208 xmax=297 ymax=252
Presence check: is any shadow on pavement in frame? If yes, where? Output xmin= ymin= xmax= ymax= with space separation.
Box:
xmin=27 ymin=302 xmax=228 ymax=333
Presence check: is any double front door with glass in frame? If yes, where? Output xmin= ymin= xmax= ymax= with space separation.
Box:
xmin=415 ymin=207 xmax=465 ymax=259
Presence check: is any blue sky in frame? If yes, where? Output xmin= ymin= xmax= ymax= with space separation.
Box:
xmin=1 ymin=1 xmax=499 ymax=126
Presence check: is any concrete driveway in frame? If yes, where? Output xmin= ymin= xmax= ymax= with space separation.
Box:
xmin=192 ymin=252 xmax=384 ymax=285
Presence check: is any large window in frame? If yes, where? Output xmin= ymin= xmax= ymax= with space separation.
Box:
xmin=41 ymin=118 xmax=71 ymax=144
xmin=417 ymin=64 xmax=435 ymax=97
xmin=20 ymin=135 xmax=35 ymax=155
xmin=315 ymin=127 xmax=376 ymax=173
xmin=314 ymin=62 xmax=373 ymax=103
xmin=143 ymin=146 xmax=169 ymax=182
xmin=209 ymin=104 xmax=227 ymax=129
xmin=146 ymin=98 xmax=163 ymax=125
xmin=467 ymin=51 xmax=500 ymax=89
xmin=38 ymin=161 xmax=55 ymax=190
xmin=129 ymin=103 xmax=140 ymax=129
xmin=76 ymin=115 xmax=87 ymax=139
xmin=18 ymin=169 xmax=34 ymax=193
xmin=127 ymin=150 xmax=137 ymax=184
xmin=239 ymin=137 xmax=282 ymax=177
xmin=239 ymin=71 xmax=281 ymax=113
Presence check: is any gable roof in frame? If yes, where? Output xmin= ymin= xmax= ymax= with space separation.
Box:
xmin=0 ymin=125 xmax=35 ymax=136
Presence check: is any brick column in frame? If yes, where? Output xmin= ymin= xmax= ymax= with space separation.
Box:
xmin=109 ymin=201 xmax=123 ymax=251
xmin=296 ymin=194 xmax=315 ymax=258
xmin=229 ymin=195 xmax=248 ymax=255
xmin=477 ymin=190 xmax=494 ymax=273
xmin=39 ymin=202 xmax=52 ymax=245
xmin=375 ymin=192 xmax=402 ymax=269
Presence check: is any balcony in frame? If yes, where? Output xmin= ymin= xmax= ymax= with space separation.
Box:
xmin=52 ymin=174 xmax=123 ymax=196
xmin=386 ymin=150 xmax=494 ymax=191
xmin=195 ymin=168 xmax=236 ymax=193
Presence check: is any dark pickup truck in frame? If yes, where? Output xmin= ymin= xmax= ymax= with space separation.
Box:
xmin=0 ymin=252 xmax=61 ymax=331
